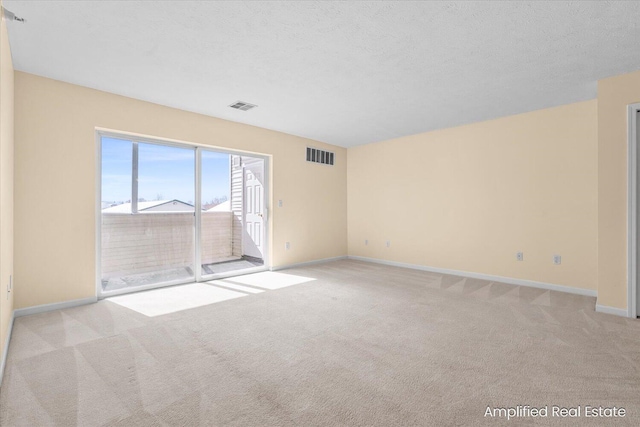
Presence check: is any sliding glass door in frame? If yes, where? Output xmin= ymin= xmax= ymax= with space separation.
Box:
xmin=99 ymin=134 xmax=268 ymax=296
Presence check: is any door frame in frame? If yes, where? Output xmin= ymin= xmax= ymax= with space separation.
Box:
xmin=241 ymin=157 xmax=266 ymax=260
xmin=96 ymin=129 xmax=271 ymax=299
xmin=627 ymin=103 xmax=640 ymax=318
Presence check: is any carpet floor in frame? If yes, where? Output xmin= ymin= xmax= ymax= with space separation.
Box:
xmin=1 ymin=260 xmax=640 ymax=426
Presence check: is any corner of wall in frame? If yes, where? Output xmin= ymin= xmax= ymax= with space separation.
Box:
xmin=0 ymin=4 xmax=16 ymax=384
xmin=596 ymin=69 xmax=640 ymax=312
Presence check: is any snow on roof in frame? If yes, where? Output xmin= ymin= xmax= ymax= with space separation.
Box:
xmin=206 ymin=200 xmax=231 ymax=212
xmin=102 ymin=200 xmax=192 ymax=213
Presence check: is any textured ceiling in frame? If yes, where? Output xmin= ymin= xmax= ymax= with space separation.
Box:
xmin=5 ymin=1 xmax=640 ymax=147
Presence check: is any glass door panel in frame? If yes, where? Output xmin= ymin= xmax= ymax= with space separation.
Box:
xmin=199 ymin=150 xmax=233 ymax=275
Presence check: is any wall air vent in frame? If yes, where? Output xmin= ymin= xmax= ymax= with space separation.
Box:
xmin=229 ymin=101 xmax=257 ymax=111
xmin=306 ymin=147 xmax=335 ymax=166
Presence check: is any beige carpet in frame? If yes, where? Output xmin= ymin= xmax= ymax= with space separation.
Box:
xmin=1 ymin=260 xmax=640 ymax=426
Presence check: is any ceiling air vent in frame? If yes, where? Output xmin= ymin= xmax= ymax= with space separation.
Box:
xmin=229 ymin=101 xmax=257 ymax=111
xmin=306 ymin=147 xmax=335 ymax=166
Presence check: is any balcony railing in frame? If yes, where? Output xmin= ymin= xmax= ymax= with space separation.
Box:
xmin=101 ymin=211 xmax=240 ymax=279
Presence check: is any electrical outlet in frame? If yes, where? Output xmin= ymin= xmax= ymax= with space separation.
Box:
xmin=516 ymin=252 xmax=523 ymax=261
xmin=386 ymin=240 xmax=391 ymax=248
xmin=278 ymin=200 xmax=283 ymax=208
xmin=553 ymin=255 xmax=561 ymax=265
xmin=285 ymin=242 xmax=290 ymax=250
xmin=365 ymin=239 xmax=368 ymax=246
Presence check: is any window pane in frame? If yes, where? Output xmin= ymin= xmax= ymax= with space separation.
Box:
xmin=201 ymin=151 xmax=230 ymax=211
xmin=101 ymin=137 xmax=132 ymax=210
xmin=200 ymin=151 xmax=233 ymax=275
xmin=138 ymin=143 xmax=195 ymax=211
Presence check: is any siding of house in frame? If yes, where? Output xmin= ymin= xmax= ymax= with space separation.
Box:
xmin=231 ymin=155 xmax=243 ymax=258
xmin=143 ymin=201 xmax=194 ymax=212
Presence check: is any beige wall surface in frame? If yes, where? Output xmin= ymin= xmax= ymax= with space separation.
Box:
xmin=14 ymin=72 xmax=347 ymax=309
xmin=348 ymin=100 xmax=598 ymax=291
xmin=597 ymin=70 xmax=640 ymax=310
xmin=0 ymin=9 xmax=15 ymax=365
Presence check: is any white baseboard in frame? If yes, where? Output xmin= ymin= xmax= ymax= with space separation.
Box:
xmin=595 ymin=303 xmax=629 ymax=317
xmin=347 ymin=256 xmax=598 ymax=298
xmin=0 ymin=310 xmax=15 ymax=387
xmin=14 ymin=296 xmax=98 ymax=318
xmin=271 ymin=256 xmax=348 ymax=272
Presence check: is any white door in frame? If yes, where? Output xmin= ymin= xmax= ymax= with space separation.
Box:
xmin=243 ymin=160 xmax=265 ymax=259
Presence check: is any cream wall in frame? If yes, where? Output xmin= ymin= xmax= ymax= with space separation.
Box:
xmin=0 ymin=8 xmax=15 ymax=368
xmin=597 ymin=70 xmax=640 ymax=310
xmin=348 ymin=100 xmax=598 ymax=291
xmin=14 ymin=72 xmax=347 ymax=309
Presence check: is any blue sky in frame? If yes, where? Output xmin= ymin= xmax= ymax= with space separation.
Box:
xmin=101 ymin=137 xmax=230 ymax=204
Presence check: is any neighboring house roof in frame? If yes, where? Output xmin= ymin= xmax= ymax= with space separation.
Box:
xmin=102 ymin=200 xmax=194 ymax=213
xmin=207 ymin=200 xmax=231 ymax=212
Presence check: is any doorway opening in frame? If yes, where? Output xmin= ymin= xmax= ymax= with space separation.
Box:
xmin=97 ymin=132 xmax=268 ymax=297
xmin=198 ymin=151 xmax=266 ymax=278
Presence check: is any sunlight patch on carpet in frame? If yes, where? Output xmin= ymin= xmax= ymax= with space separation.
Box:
xmin=108 ymin=283 xmax=246 ymax=316
xmin=221 ymin=271 xmax=315 ymax=290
